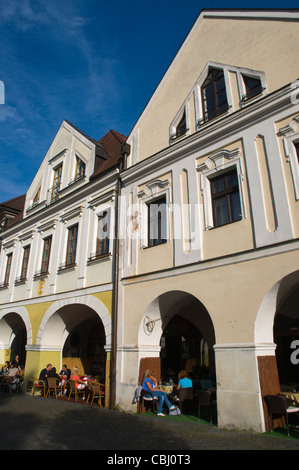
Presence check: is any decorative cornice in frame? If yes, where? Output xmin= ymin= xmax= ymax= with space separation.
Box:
xmin=60 ymin=205 xmax=84 ymax=224
xmin=37 ymin=218 xmax=58 ymax=234
xmin=137 ymin=179 xmax=170 ymax=198
xmin=89 ymin=190 xmax=116 ymax=211
xmin=196 ymin=148 xmax=240 ymax=172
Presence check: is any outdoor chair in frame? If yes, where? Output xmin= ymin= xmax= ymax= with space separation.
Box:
xmin=67 ymin=380 xmax=86 ymax=402
xmin=87 ymin=380 xmax=105 ymax=406
xmin=138 ymin=388 xmax=158 ymax=413
xmin=176 ymin=387 xmax=193 ymax=414
xmin=0 ymin=376 xmax=13 ymax=393
xmin=264 ymin=394 xmax=299 ymax=436
xmin=198 ymin=390 xmax=217 ymax=423
xmin=31 ymin=377 xmax=46 ymax=397
xmin=199 ymin=379 xmax=213 ymax=390
xmin=46 ymin=377 xmax=63 ymax=399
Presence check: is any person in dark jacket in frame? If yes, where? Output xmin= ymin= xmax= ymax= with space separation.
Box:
xmin=39 ymin=364 xmax=52 ymax=395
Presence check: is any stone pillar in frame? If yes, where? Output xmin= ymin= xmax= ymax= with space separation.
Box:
xmin=214 ymin=343 xmax=275 ymax=432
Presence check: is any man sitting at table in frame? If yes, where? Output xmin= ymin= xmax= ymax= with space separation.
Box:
xmin=142 ymin=369 xmax=177 ymax=417
xmin=60 ymin=364 xmax=71 ymax=381
xmin=39 ymin=364 xmax=52 ymax=396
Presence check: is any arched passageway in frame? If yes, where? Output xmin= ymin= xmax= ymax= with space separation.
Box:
xmin=273 ymin=274 xmax=299 ymax=387
xmin=0 ymin=308 xmax=31 ymax=368
xmin=255 ymin=270 xmax=299 ymax=430
xmin=139 ymin=290 xmax=216 ymax=385
xmin=35 ymin=296 xmax=111 ymax=401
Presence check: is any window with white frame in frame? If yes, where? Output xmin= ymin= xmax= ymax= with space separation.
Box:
xmin=138 ymin=180 xmax=170 ymax=248
xmin=241 ymin=74 xmax=263 ymax=103
xmin=170 ymin=107 xmax=188 ymax=143
xmin=147 ymin=196 xmax=167 ymax=247
xmin=210 ymin=169 xmax=242 ymax=227
xmin=3 ymin=252 xmax=13 ymax=287
xmin=40 ymin=236 xmax=52 ymax=274
xmin=75 ymin=156 xmax=86 ymax=181
xmin=19 ymin=245 xmax=30 ymax=282
xmin=50 ymin=164 xmax=62 ymax=203
xmin=198 ymin=149 xmax=245 ymax=230
xmin=96 ymin=210 xmax=110 ymax=257
xmin=65 ymin=224 xmax=78 ymax=267
xmin=201 ymin=67 xmax=229 ymax=124
xmin=283 ymin=133 xmax=299 ymax=200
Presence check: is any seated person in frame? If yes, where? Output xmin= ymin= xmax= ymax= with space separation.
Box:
xmin=70 ymin=366 xmax=86 ymax=389
xmin=177 ymin=370 xmax=193 ymax=390
xmin=1 ymin=361 xmax=10 ymax=374
xmin=48 ymin=367 xmax=61 ymax=383
xmin=39 ymin=364 xmax=52 ymax=395
xmin=60 ymin=364 xmax=71 ymax=381
xmin=8 ymin=365 xmax=20 ymax=377
xmin=142 ymin=369 xmax=176 ymax=417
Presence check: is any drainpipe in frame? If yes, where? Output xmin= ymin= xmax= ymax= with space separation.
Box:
xmin=109 ymin=143 xmax=130 ymax=409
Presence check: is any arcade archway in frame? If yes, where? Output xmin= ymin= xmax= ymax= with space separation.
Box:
xmin=139 ymin=290 xmax=216 ymax=384
xmin=37 ymin=296 xmax=111 ymax=382
xmin=0 ymin=307 xmax=31 ymax=368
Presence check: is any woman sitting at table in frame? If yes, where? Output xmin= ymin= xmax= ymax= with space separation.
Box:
xmin=48 ymin=367 xmax=62 ymax=383
xmin=142 ymin=369 xmax=176 ymax=417
xmin=70 ymin=366 xmax=86 ymax=389
xmin=177 ymin=370 xmax=193 ymax=390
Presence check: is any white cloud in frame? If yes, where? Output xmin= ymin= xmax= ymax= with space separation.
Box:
xmin=0 ymin=105 xmax=23 ymax=122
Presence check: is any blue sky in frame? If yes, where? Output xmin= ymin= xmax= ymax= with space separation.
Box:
xmin=0 ymin=1 xmax=298 ymax=202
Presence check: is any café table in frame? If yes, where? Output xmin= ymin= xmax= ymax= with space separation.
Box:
xmin=160 ymin=384 xmax=176 ymax=395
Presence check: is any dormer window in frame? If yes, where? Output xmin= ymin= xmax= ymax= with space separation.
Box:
xmin=176 ymin=111 xmax=187 ymax=138
xmin=33 ymin=187 xmax=41 ymax=206
xmin=75 ymin=157 xmax=86 ymax=181
xmin=50 ymin=164 xmax=62 ymax=203
xmin=170 ymin=107 xmax=188 ymax=143
xmin=201 ymin=67 xmax=228 ymax=123
xmin=241 ymin=74 xmax=263 ymax=102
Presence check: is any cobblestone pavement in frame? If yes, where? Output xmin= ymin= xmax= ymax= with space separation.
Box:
xmin=1 ymin=393 xmax=299 ymax=451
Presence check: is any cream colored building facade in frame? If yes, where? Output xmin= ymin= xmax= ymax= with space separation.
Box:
xmin=115 ymin=10 xmax=299 ymax=432
xmin=1 ymin=9 xmax=299 ymax=433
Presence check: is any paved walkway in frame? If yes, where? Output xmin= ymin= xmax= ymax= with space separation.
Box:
xmin=1 ymin=393 xmax=299 ymax=450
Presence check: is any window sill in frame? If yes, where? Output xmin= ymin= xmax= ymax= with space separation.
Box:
xmin=142 ymin=240 xmax=168 ymax=249
xmin=57 ymin=263 xmax=77 ymax=274
xmin=0 ymin=283 xmax=9 ymax=290
xmin=15 ymin=278 xmax=27 ymax=286
xmin=87 ymin=253 xmax=112 ymax=265
xmin=205 ymin=217 xmax=243 ymax=230
xmin=196 ymin=106 xmax=231 ymax=130
xmin=33 ymin=271 xmax=50 ymax=280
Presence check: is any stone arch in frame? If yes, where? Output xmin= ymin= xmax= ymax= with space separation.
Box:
xmin=0 ymin=306 xmax=32 ymax=347
xmin=255 ymin=270 xmax=299 ymax=344
xmin=36 ymin=295 xmax=111 ymax=350
xmin=137 ymin=289 xmax=216 ymax=381
xmin=139 ymin=290 xmax=215 ymax=347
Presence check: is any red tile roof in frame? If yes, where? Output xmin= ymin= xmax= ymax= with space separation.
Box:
xmin=0 ymin=194 xmax=26 ymax=231
xmin=91 ymin=129 xmax=127 ymax=179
